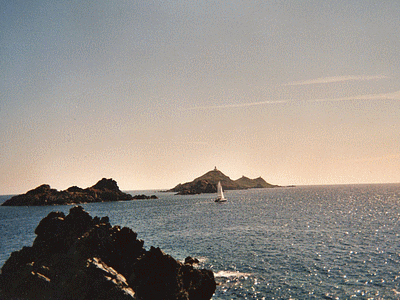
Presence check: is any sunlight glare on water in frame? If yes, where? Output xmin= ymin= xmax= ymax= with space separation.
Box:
xmin=1 ymin=184 xmax=400 ymax=299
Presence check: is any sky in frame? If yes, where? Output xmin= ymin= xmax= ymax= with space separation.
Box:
xmin=1 ymin=0 xmax=400 ymax=194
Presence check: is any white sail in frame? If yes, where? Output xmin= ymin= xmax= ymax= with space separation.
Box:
xmin=217 ymin=182 xmax=224 ymax=198
xmin=215 ymin=181 xmax=227 ymax=202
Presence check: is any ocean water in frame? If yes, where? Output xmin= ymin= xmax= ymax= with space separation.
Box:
xmin=1 ymin=184 xmax=400 ymax=299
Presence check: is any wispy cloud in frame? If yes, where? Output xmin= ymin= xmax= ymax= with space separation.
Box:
xmin=284 ymin=74 xmax=389 ymax=86
xmin=181 ymin=90 xmax=400 ymax=111
xmin=310 ymin=90 xmax=400 ymax=103
xmin=180 ymin=100 xmax=288 ymax=111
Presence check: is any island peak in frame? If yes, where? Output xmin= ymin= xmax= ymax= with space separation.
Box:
xmin=168 ymin=169 xmax=278 ymax=195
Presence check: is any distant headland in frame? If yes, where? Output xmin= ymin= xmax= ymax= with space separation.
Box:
xmin=1 ymin=178 xmax=157 ymax=206
xmin=168 ymin=167 xmax=279 ymax=195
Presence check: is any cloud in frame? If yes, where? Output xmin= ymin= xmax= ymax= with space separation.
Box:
xmin=310 ymin=90 xmax=400 ymax=103
xmin=180 ymin=90 xmax=400 ymax=111
xmin=180 ymin=100 xmax=288 ymax=111
xmin=284 ymin=75 xmax=389 ymax=86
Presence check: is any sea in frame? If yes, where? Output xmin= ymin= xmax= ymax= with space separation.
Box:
xmin=1 ymin=184 xmax=400 ymax=299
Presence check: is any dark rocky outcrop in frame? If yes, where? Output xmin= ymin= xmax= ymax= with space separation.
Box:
xmin=0 ymin=206 xmax=216 ymax=300
xmin=1 ymin=178 xmax=158 ymax=206
xmin=185 ymin=256 xmax=200 ymax=265
xmin=173 ymin=180 xmax=217 ymax=195
xmin=132 ymin=194 xmax=158 ymax=200
xmin=169 ymin=168 xmax=278 ymax=195
xmin=234 ymin=176 xmax=277 ymax=189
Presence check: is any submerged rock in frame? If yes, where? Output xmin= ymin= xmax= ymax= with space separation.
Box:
xmin=0 ymin=206 xmax=216 ymax=300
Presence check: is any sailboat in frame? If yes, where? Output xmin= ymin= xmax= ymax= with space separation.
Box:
xmin=214 ymin=181 xmax=227 ymax=202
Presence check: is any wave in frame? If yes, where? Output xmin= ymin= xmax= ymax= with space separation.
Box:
xmin=214 ymin=270 xmax=251 ymax=278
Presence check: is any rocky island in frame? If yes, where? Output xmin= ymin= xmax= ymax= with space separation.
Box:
xmin=0 ymin=206 xmax=216 ymax=299
xmin=1 ymin=178 xmax=157 ymax=206
xmin=169 ymin=167 xmax=279 ymax=195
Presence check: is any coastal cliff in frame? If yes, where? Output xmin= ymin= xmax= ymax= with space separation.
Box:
xmin=0 ymin=206 xmax=216 ymax=300
xmin=1 ymin=178 xmax=157 ymax=206
xmin=169 ymin=168 xmax=278 ymax=195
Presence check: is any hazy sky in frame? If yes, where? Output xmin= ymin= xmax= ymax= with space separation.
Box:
xmin=1 ymin=1 xmax=400 ymax=194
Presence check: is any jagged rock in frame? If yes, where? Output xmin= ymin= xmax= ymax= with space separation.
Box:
xmin=185 ymin=256 xmax=200 ymax=265
xmin=51 ymin=257 xmax=136 ymax=300
xmin=130 ymin=247 xmax=215 ymax=300
xmin=1 ymin=178 xmax=143 ymax=206
xmin=90 ymin=178 xmax=120 ymax=191
xmin=0 ymin=206 xmax=216 ymax=300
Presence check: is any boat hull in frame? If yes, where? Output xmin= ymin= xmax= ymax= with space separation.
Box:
xmin=214 ymin=198 xmax=227 ymax=203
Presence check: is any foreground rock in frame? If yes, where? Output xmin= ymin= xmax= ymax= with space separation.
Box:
xmin=0 ymin=206 xmax=216 ymax=300
xmin=1 ymin=178 xmax=158 ymax=206
xmin=169 ymin=168 xmax=279 ymax=195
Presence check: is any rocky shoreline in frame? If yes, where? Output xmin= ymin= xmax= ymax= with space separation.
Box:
xmin=0 ymin=206 xmax=216 ymax=299
xmin=1 ymin=178 xmax=157 ymax=206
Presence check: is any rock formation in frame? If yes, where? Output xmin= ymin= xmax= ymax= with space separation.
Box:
xmin=1 ymin=178 xmax=158 ymax=206
xmin=234 ymin=176 xmax=276 ymax=189
xmin=169 ymin=168 xmax=278 ymax=195
xmin=0 ymin=206 xmax=216 ymax=300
